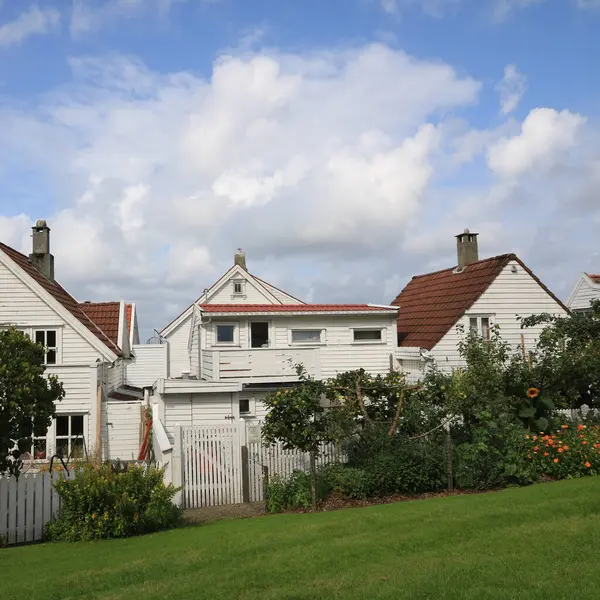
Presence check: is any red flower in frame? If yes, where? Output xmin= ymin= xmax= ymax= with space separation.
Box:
xmin=527 ymin=387 xmax=540 ymax=399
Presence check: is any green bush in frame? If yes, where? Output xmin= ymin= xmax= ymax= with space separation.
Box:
xmin=453 ymin=442 xmax=504 ymax=490
xmin=266 ymin=470 xmax=329 ymax=513
xmin=319 ymin=463 xmax=371 ymax=500
xmin=345 ymin=430 xmax=447 ymax=496
xmin=45 ymin=463 xmax=182 ymax=541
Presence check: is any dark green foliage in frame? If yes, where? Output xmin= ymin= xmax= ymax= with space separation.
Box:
xmin=521 ymin=300 xmax=600 ymax=410
xmin=45 ymin=463 xmax=182 ymax=541
xmin=0 ymin=327 xmax=64 ymax=476
xmin=319 ymin=463 xmax=371 ymax=500
xmin=266 ymin=471 xmax=329 ymax=513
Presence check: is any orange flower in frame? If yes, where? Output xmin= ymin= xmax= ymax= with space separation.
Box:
xmin=578 ymin=424 xmax=585 ymax=431
xmin=563 ymin=446 xmax=569 ymax=451
xmin=583 ymin=441 xmax=588 ymax=445
xmin=527 ymin=387 xmax=540 ymax=399
xmin=585 ymin=462 xmax=591 ymax=468
xmin=561 ymin=424 xmax=569 ymax=429
xmin=558 ymin=448 xmax=563 ymax=453
xmin=553 ymin=458 xmax=559 ymax=463
xmin=533 ymin=446 xmax=539 ymax=451
xmin=543 ymin=452 xmax=549 ymax=457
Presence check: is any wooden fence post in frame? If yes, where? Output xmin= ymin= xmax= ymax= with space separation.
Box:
xmin=241 ymin=446 xmax=250 ymax=503
xmin=446 ymin=426 xmax=453 ymax=492
xmin=262 ymin=465 xmax=269 ymax=503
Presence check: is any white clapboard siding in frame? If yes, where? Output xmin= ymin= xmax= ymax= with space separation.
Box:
xmin=208 ymin=275 xmax=278 ymax=304
xmin=107 ymin=359 xmax=126 ymax=392
xmin=432 ymin=260 xmax=567 ymax=363
xmin=0 ymin=261 xmax=109 ymax=363
xmin=101 ymin=400 xmax=143 ymax=461
xmin=180 ymin=424 xmax=243 ymax=508
xmin=163 ymin=318 xmax=191 ymax=378
xmin=0 ymin=471 xmax=65 ymax=546
xmin=247 ymin=439 xmax=343 ymax=502
xmin=568 ymin=274 xmax=600 ymax=311
xmin=127 ymin=344 xmax=168 ymax=388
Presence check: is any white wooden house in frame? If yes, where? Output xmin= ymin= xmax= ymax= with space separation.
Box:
xmin=153 ymin=250 xmax=399 ymax=443
xmin=392 ymin=230 xmax=568 ymax=379
xmin=0 ymin=220 xmax=143 ymax=464
xmin=567 ymin=273 xmax=600 ymax=313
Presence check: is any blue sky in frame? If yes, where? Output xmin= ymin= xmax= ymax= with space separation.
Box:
xmin=0 ymin=0 xmax=599 ymax=338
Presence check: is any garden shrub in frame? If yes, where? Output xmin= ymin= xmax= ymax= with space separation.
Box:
xmin=266 ymin=470 xmax=329 ymax=513
xmin=345 ymin=430 xmax=447 ymax=496
xmin=45 ymin=463 xmax=182 ymax=541
xmin=319 ymin=463 xmax=371 ymax=500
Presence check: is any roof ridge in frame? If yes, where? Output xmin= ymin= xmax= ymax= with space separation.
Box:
xmin=410 ymin=253 xmax=516 ymax=280
xmin=0 ymin=242 xmax=121 ymax=355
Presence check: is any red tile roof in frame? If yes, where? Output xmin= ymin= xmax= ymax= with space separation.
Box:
xmin=586 ymin=274 xmax=600 ymax=285
xmin=126 ymin=304 xmax=133 ymax=336
xmin=79 ymin=302 xmax=121 ymax=348
xmin=199 ymin=303 xmax=397 ymax=313
xmin=0 ymin=243 xmax=121 ymax=355
xmin=392 ymin=254 xmax=568 ymax=350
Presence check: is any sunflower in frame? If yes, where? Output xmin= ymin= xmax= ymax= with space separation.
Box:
xmin=527 ymin=387 xmax=540 ymax=399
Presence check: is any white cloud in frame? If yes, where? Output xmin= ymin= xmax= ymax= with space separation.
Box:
xmin=496 ymin=64 xmax=527 ymax=115
xmin=487 ymin=108 xmax=586 ymax=178
xmin=493 ymin=0 xmax=545 ymax=21
xmin=577 ymin=0 xmax=600 ymax=9
xmin=1 ymin=42 xmax=597 ymax=335
xmin=0 ymin=5 xmax=60 ymax=48
xmin=379 ymin=0 xmax=462 ymax=17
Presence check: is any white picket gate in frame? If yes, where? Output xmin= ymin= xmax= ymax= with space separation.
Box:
xmin=180 ymin=424 xmax=243 ymax=508
xmin=0 ymin=470 xmax=65 ymax=545
xmin=247 ymin=440 xmax=343 ymax=502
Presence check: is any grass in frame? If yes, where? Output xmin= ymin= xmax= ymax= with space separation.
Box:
xmin=2 ymin=478 xmax=600 ymax=600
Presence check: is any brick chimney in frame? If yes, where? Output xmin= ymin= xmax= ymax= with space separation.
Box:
xmin=29 ymin=220 xmax=54 ymax=280
xmin=456 ymin=228 xmax=479 ymax=269
xmin=234 ymin=248 xmax=247 ymax=270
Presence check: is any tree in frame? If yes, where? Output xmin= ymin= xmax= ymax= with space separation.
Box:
xmin=0 ymin=327 xmax=64 ymax=477
xmin=262 ymin=365 xmax=337 ymax=509
xmin=521 ymin=300 xmax=600 ymax=410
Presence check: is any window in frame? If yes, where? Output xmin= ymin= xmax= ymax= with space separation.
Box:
xmin=291 ymin=329 xmax=323 ymax=344
xmin=469 ymin=316 xmax=491 ymax=340
xmin=240 ymin=399 xmax=251 ymax=415
xmin=215 ymin=324 xmax=235 ymax=344
xmin=232 ymin=280 xmax=245 ymax=297
xmin=251 ymin=322 xmax=270 ymax=348
xmin=34 ymin=329 xmax=57 ymax=364
xmin=54 ymin=414 xmax=85 ymax=459
xmin=30 ymin=421 xmax=48 ymax=460
xmin=353 ymin=329 xmax=383 ymax=342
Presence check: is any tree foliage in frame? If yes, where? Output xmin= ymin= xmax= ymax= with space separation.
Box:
xmin=521 ymin=300 xmax=600 ymax=410
xmin=0 ymin=327 xmax=64 ymax=476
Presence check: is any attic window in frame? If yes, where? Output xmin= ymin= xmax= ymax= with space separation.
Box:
xmin=232 ymin=280 xmax=245 ymax=296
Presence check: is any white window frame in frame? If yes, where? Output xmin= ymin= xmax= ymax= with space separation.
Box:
xmin=231 ymin=279 xmax=246 ymax=298
xmin=352 ymin=327 xmax=385 ymax=344
xmin=289 ymin=328 xmax=326 ymax=346
xmin=468 ymin=315 xmax=492 ymax=340
xmin=213 ymin=322 xmax=239 ymax=346
xmin=33 ymin=328 xmax=61 ymax=365
xmin=239 ymin=397 xmax=255 ymax=417
xmin=52 ymin=413 xmax=87 ymax=460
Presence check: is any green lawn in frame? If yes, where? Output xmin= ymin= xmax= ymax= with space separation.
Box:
xmin=2 ymin=479 xmax=600 ymax=600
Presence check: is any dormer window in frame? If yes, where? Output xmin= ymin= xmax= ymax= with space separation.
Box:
xmin=232 ymin=279 xmax=245 ymax=297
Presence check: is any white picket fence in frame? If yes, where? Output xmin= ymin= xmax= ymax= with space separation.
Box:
xmin=0 ymin=471 xmax=65 ymax=546
xmin=177 ymin=422 xmax=343 ymax=508
xmin=247 ymin=440 xmax=343 ymax=502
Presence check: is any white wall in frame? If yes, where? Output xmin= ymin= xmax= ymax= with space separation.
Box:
xmin=0 ymin=261 xmax=106 ymax=364
xmin=161 ymin=392 xmax=237 ymax=443
xmin=568 ymin=275 xmax=600 ymax=311
xmin=106 ymin=359 xmax=126 ymax=393
xmin=164 ymin=318 xmax=191 ymax=378
xmin=126 ymin=344 xmax=168 ymax=387
xmin=259 ymin=281 xmax=303 ymax=304
xmin=208 ymin=276 xmax=277 ymax=304
xmin=101 ymin=400 xmax=142 ymax=460
xmin=431 ymin=260 xmax=567 ymax=364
